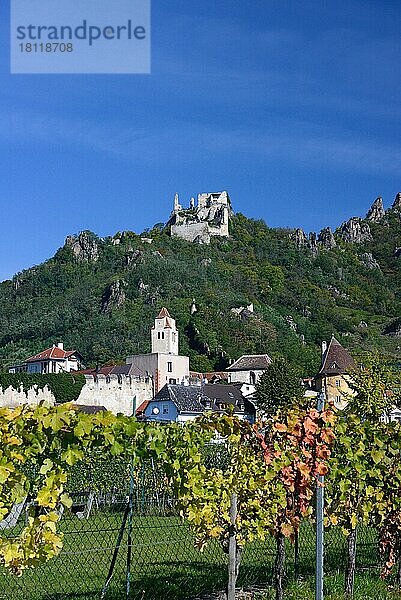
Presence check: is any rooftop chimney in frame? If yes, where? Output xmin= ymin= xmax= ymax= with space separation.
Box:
xmin=57 ymin=342 xmax=64 ymax=350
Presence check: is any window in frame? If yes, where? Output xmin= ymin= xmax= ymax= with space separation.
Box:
xmin=168 ymin=378 xmax=177 ymax=384
xmin=162 ymin=404 xmax=169 ymax=415
xmin=335 ymin=379 xmax=341 ymax=387
xmin=205 ymin=401 xmax=211 ymax=409
xmin=336 ymin=395 xmax=342 ymax=403
xmin=167 ymin=362 xmax=172 ymax=372
xmin=162 ymin=332 xmax=165 ymax=340
xmin=158 ymin=332 xmax=161 ymax=339
xmin=250 ymin=372 xmax=256 ymax=385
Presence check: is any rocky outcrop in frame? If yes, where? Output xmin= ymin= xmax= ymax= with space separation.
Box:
xmin=339 ymin=218 xmax=372 ymax=244
xmin=65 ymin=232 xmax=99 ymax=262
xmin=360 ymin=252 xmax=380 ymax=270
xmin=292 ymin=228 xmax=308 ymax=249
xmin=392 ymin=193 xmax=401 ymax=211
xmin=366 ymin=197 xmax=385 ymax=222
xmin=309 ymin=232 xmax=318 ymax=256
xmin=125 ymin=249 xmax=143 ymax=266
xmin=101 ymin=280 xmax=126 ymax=313
xmin=317 ymin=227 xmax=336 ymax=249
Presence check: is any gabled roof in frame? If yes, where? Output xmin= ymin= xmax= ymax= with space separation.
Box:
xmin=204 ymin=383 xmax=245 ymax=407
xmin=25 ymin=346 xmax=81 ymax=363
xmin=226 ymin=354 xmax=272 ymax=372
xmin=152 ymin=384 xmax=210 ymax=413
xmin=157 ymin=307 xmax=171 ymax=319
xmin=149 ymin=383 xmax=255 ymax=415
xmin=318 ymin=337 xmax=356 ymax=376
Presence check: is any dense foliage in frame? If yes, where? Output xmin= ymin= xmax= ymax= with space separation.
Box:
xmin=0 ymin=373 xmax=86 ymax=403
xmin=255 ymin=356 xmax=305 ymax=416
xmin=1 ymin=207 xmax=401 ymax=375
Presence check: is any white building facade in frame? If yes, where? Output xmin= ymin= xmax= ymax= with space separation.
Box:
xmin=126 ymin=308 xmax=189 ymax=393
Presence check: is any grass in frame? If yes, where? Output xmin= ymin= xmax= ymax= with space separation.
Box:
xmin=0 ymin=507 xmax=399 ymax=600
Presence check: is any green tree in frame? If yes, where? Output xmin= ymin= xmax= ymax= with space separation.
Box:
xmin=326 ymin=353 xmax=401 ymax=596
xmin=255 ymin=356 xmax=305 ymax=417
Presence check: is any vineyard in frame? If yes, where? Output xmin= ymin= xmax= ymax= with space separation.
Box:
xmin=1 ymin=357 xmax=401 ymax=599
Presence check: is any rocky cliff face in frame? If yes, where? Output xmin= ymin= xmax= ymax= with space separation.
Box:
xmin=101 ymin=280 xmax=126 ymax=313
xmin=338 ymin=217 xmax=372 ymax=244
xmin=366 ymin=197 xmax=385 ymax=222
xmin=392 ymin=192 xmax=401 ymax=211
xmin=360 ymin=252 xmax=380 ymax=270
xmin=317 ymin=227 xmax=336 ymax=249
xmin=65 ymin=232 xmax=99 ymax=262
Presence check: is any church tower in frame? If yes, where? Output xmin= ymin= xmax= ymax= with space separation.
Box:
xmin=151 ymin=307 xmax=179 ymax=355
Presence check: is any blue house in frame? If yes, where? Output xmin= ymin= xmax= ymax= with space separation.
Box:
xmin=144 ymin=383 xmax=256 ymax=423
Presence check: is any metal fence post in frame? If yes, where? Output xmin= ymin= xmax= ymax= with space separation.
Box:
xmin=126 ymin=461 xmax=135 ymax=599
xmin=316 ymin=389 xmax=325 ymax=600
xmin=227 ymin=493 xmax=238 ymax=600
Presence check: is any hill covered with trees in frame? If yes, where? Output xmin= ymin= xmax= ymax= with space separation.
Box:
xmin=1 ymin=194 xmax=401 ymax=376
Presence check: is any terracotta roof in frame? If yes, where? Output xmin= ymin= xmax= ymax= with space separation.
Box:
xmin=157 ymin=307 xmax=171 ymax=319
xmin=190 ymin=371 xmax=229 ymax=382
xmin=25 ymin=346 xmax=79 ymax=363
xmin=318 ymin=337 xmax=356 ymax=376
xmin=136 ymin=400 xmax=149 ymax=415
xmin=226 ymin=354 xmax=272 ymax=371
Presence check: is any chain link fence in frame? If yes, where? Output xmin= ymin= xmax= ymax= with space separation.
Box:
xmin=0 ymin=457 xmax=382 ymax=600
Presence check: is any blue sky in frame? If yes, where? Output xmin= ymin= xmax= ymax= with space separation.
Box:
xmin=1 ymin=0 xmax=401 ymax=281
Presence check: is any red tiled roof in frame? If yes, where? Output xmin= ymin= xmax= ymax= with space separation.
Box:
xmin=136 ymin=400 xmax=149 ymax=415
xmin=25 ymin=346 xmax=79 ymax=363
xmin=157 ymin=307 xmax=171 ymax=318
xmin=190 ymin=371 xmax=229 ymax=382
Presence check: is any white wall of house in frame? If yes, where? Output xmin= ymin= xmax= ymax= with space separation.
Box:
xmin=228 ymin=369 xmax=265 ymax=385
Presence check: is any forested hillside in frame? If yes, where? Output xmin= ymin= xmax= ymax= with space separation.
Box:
xmin=1 ymin=198 xmax=401 ymax=376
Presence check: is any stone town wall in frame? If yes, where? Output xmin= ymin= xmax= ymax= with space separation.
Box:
xmin=76 ymin=374 xmax=153 ymax=415
xmin=0 ymin=375 xmax=153 ymax=416
xmin=0 ymin=384 xmax=56 ymax=408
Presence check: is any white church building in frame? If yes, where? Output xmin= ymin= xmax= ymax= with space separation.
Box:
xmin=126 ymin=308 xmax=190 ymax=393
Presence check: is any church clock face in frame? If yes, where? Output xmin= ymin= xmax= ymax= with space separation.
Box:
xmin=152 ymin=406 xmax=160 ymax=415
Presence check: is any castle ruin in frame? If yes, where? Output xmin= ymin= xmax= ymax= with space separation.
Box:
xmin=167 ymin=191 xmax=232 ymax=244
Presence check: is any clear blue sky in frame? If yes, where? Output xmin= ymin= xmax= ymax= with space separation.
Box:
xmin=1 ymin=0 xmax=401 ymax=281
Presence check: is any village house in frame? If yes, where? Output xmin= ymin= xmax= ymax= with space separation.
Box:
xmin=8 ymin=342 xmax=83 ymax=374
xmin=314 ymin=336 xmax=356 ymax=409
xmin=226 ymin=354 xmax=272 ymax=387
xmin=143 ymin=382 xmax=255 ymax=424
